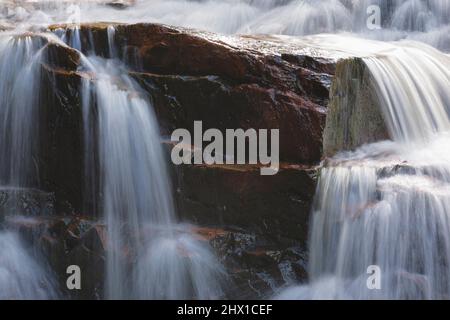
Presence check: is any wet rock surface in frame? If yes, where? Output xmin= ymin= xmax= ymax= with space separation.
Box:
xmin=0 ymin=188 xmax=55 ymax=218
xmin=171 ymin=162 xmax=317 ymax=245
xmin=39 ymin=62 xmax=86 ymax=216
xmin=122 ymin=24 xmax=330 ymax=164
xmin=2 ymin=213 xmax=105 ymax=299
xmin=48 ymin=23 xmax=332 ymax=164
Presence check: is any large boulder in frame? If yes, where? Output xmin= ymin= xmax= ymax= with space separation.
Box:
xmin=36 ymin=23 xmax=335 ymax=229
xmin=0 ymin=23 xmax=338 ymax=297
xmin=38 ymin=39 xmax=87 ymax=216
xmin=48 ymin=23 xmax=333 ymax=164
xmin=171 ymin=161 xmax=317 ymax=244
xmin=118 ymin=24 xmax=331 ymax=164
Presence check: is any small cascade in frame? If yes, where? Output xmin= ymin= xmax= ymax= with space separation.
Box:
xmin=0 ymin=32 xmax=59 ymax=299
xmin=0 ymin=231 xmax=59 ymax=299
xmin=71 ymin=29 xmax=225 ymax=299
xmin=279 ymin=40 xmax=450 ymax=299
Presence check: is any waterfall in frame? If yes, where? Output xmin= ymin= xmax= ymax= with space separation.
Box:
xmin=73 ymin=30 xmax=225 ymax=299
xmin=238 ymin=0 xmax=352 ymax=35
xmin=0 ymin=231 xmax=59 ymax=299
xmin=364 ymin=43 xmax=450 ymax=143
xmin=278 ymin=41 xmax=450 ymax=299
xmin=0 ymin=18 xmax=226 ymax=299
xmin=4 ymin=0 xmax=450 ymax=51
xmin=0 ymin=33 xmax=59 ymax=299
xmin=0 ymin=34 xmax=42 ymax=188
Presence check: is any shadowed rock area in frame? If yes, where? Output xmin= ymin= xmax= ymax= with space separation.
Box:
xmin=323 ymin=57 xmax=389 ymax=157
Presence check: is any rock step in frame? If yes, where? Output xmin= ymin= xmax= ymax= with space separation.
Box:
xmin=0 ymin=187 xmax=55 ymax=220
xmin=169 ymin=159 xmax=318 ymax=244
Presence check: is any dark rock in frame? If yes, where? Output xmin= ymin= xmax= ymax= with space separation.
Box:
xmin=49 ymin=22 xmax=333 ymax=164
xmin=65 ymin=223 xmax=106 ymax=299
xmin=118 ymin=23 xmax=330 ymax=164
xmin=34 ymin=22 xmax=335 ymax=219
xmin=172 ymin=160 xmax=318 ymax=244
xmin=43 ymin=41 xmax=81 ymax=71
xmin=27 ymin=22 xmax=334 ymax=233
xmin=80 ymin=224 xmax=107 ymax=254
xmin=378 ymin=163 xmax=417 ymax=178
xmin=281 ymin=53 xmax=336 ymax=75
xmin=137 ymin=72 xmax=326 ymax=164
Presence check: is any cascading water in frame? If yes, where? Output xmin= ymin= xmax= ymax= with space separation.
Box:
xmin=73 ymin=31 xmax=225 ymax=299
xmin=0 ymin=33 xmax=59 ymax=299
xmin=0 ymin=231 xmax=59 ymax=299
xmin=363 ymin=43 xmax=450 ymax=142
xmin=3 ymin=1 xmax=450 ymax=51
xmin=2 ymin=0 xmax=450 ymax=301
xmin=0 ymin=34 xmax=41 ymax=187
xmin=278 ymin=41 xmax=450 ymax=299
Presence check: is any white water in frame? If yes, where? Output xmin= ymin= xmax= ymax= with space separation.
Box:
xmin=2 ymin=0 xmax=450 ymax=50
xmin=278 ymin=39 xmax=450 ymax=299
xmin=77 ymin=33 xmax=225 ymax=299
xmin=0 ymin=33 xmax=60 ymax=300
xmin=0 ymin=19 xmax=226 ymax=299
xmin=0 ymin=231 xmax=59 ymax=299
xmin=0 ymin=33 xmax=42 ymax=187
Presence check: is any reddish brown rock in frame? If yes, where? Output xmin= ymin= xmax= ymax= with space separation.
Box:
xmin=1 ymin=24 xmax=337 ymax=298
xmin=172 ymin=161 xmax=318 ymax=244
xmin=48 ymin=23 xmax=333 ymax=164
xmin=39 ymin=63 xmax=86 ymax=216
xmin=117 ymin=23 xmax=331 ymax=164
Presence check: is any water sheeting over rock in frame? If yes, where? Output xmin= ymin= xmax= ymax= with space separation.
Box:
xmin=2 ymin=0 xmax=450 ymax=50
xmin=280 ymin=36 xmax=450 ymax=300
